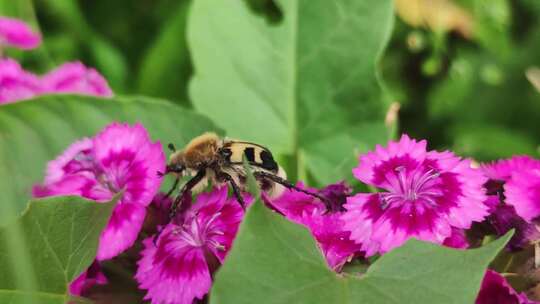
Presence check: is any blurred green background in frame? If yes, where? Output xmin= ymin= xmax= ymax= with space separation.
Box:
xmin=2 ymin=0 xmax=540 ymax=162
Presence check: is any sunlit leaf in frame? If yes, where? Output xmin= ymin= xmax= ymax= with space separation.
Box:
xmin=188 ymin=0 xmax=394 ymax=184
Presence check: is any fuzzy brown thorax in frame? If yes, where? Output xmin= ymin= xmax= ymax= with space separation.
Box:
xmin=169 ymin=132 xmax=220 ymax=170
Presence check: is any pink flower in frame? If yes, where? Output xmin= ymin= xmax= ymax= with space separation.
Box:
xmin=42 ymin=61 xmax=113 ymax=97
xmin=475 ymin=270 xmax=538 ymax=304
xmin=69 ymin=261 xmax=107 ymax=296
xmin=268 ymin=182 xmax=326 ymax=223
xmin=136 ymin=187 xmax=244 ymax=304
xmin=33 ymin=123 xmax=165 ymax=260
xmin=0 ymin=16 xmax=41 ymax=49
xmin=342 ymin=134 xmax=489 ymax=256
xmin=506 ymin=168 xmax=540 ymax=222
xmin=479 ymin=156 xmax=540 ymax=249
xmin=31 ymin=138 xmax=97 ymax=199
xmin=0 ymin=58 xmax=42 ymax=104
xmin=43 ymin=138 xmax=94 ymax=184
xmin=1 ymin=58 xmax=112 ymax=105
xmin=300 ymin=212 xmax=362 ymax=270
xmin=267 ymin=182 xmax=362 ymax=270
xmin=482 ymin=156 xmax=540 ymax=181
xmin=442 ymin=228 xmax=469 ymax=249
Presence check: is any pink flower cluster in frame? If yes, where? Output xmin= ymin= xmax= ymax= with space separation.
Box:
xmin=34 ymin=122 xmax=248 ymax=303
xmin=480 ymin=156 xmax=540 ymax=250
xmin=267 ymin=135 xmax=540 ymax=303
xmin=0 ymin=16 xmax=112 ymax=104
xmin=33 ymin=125 xmax=540 ymax=301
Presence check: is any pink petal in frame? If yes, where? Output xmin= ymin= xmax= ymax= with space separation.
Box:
xmin=42 ymin=61 xmax=113 ymax=97
xmin=342 ymin=193 xmax=381 ymax=256
xmin=189 ymin=186 xmax=229 ymax=215
xmin=353 ymin=134 xmax=428 ymax=188
xmin=301 ymin=212 xmax=361 ymax=270
xmin=442 ymin=228 xmax=469 ymax=249
xmin=481 ymin=156 xmax=540 ymax=181
xmin=505 ymin=169 xmax=540 ymax=222
xmin=443 ymin=159 xmax=490 ymax=229
xmin=267 ymin=182 xmax=326 ymax=223
xmin=32 ymin=174 xmax=100 ymax=199
xmin=69 ymin=260 xmax=107 ymax=296
xmin=136 ymin=232 xmax=211 ymax=304
xmin=185 ymin=186 xmax=245 ymax=262
xmin=0 ymin=58 xmax=42 ymax=104
xmin=92 ymin=122 xmax=166 ymax=207
xmin=97 ymin=203 xmax=147 ymax=260
xmin=373 ymin=206 xmax=452 ymax=253
xmin=43 ymin=138 xmax=93 ymax=184
xmin=476 ymin=270 xmax=538 ymax=304
xmin=343 ymin=192 xmax=455 ymax=255
xmin=0 ymin=17 xmax=41 ymax=49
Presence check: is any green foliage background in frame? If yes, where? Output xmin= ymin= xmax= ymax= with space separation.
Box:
xmin=3 ymin=0 xmax=538 ymax=170
xmin=0 ymin=0 xmax=538 ymax=303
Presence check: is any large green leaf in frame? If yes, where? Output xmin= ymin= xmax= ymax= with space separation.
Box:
xmin=211 ymin=200 xmax=512 ymax=304
xmin=0 ymin=196 xmax=116 ymax=304
xmin=188 ymin=0 xmax=394 ymax=184
xmin=0 ymin=95 xmax=220 ymax=220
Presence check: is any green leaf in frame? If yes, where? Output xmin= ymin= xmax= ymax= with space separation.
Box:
xmin=0 ymin=95 xmax=221 ymax=221
xmin=136 ymin=0 xmax=192 ymax=105
xmin=211 ymin=200 xmax=512 ymax=304
xmin=188 ymin=0 xmax=394 ymax=184
xmin=0 ymin=195 xmax=117 ymax=303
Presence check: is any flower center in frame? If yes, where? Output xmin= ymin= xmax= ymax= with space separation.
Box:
xmin=380 ymin=166 xmax=443 ymax=210
xmin=175 ymin=211 xmax=225 ymax=250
